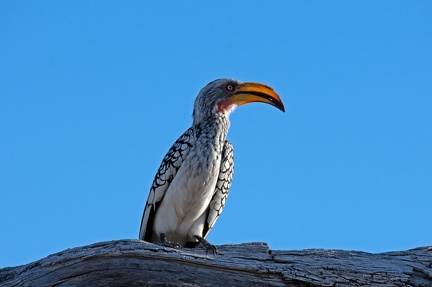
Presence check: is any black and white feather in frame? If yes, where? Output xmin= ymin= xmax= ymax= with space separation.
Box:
xmin=139 ymin=127 xmax=198 ymax=243
xmin=202 ymin=141 xmax=234 ymax=239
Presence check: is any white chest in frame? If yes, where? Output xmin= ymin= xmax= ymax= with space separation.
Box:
xmin=153 ymin=143 xmax=223 ymax=242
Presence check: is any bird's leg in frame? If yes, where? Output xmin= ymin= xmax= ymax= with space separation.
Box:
xmin=194 ymin=235 xmax=217 ymax=255
xmin=159 ymin=233 xmax=181 ymax=249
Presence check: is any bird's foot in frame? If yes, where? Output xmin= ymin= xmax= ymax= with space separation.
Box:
xmin=195 ymin=235 xmax=217 ymax=255
xmin=160 ymin=233 xmax=181 ymax=249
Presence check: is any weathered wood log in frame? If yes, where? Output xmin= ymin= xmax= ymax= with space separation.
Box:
xmin=0 ymin=240 xmax=431 ymax=286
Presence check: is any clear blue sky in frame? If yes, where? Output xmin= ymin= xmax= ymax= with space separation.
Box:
xmin=1 ymin=1 xmax=431 ymax=268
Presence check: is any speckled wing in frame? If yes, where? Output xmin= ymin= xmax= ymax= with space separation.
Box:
xmin=139 ymin=127 xmax=197 ymax=241
xmin=202 ymin=140 xmax=234 ymax=239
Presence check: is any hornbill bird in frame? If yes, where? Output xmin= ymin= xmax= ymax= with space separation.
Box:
xmin=139 ymin=79 xmax=284 ymax=254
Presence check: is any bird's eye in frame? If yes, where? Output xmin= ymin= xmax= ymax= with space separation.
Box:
xmin=226 ymin=84 xmax=234 ymax=91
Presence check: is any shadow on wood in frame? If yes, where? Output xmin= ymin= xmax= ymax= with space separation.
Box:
xmin=0 ymin=240 xmax=431 ymax=286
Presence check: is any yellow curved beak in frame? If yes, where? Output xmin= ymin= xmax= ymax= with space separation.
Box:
xmin=229 ymin=82 xmax=285 ymax=112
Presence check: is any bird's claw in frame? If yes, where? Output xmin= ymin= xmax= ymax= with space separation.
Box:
xmin=203 ymin=243 xmax=217 ymax=255
xmin=195 ymin=235 xmax=217 ymax=255
xmin=160 ymin=241 xmax=182 ymax=249
xmin=160 ymin=233 xmax=182 ymax=249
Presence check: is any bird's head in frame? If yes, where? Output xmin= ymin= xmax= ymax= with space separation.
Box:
xmin=193 ymin=78 xmax=284 ymax=125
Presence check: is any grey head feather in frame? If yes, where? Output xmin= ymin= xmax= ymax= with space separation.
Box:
xmin=192 ymin=78 xmax=242 ymax=126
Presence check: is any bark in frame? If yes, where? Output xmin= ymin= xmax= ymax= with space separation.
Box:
xmin=0 ymin=240 xmax=431 ymax=287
